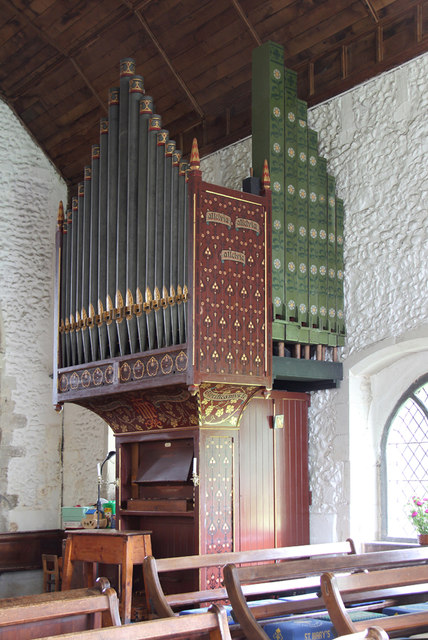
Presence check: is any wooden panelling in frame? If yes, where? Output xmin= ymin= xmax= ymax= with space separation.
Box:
xmin=238 ymin=391 xmax=310 ymax=551
xmin=238 ymin=397 xmax=275 ymax=551
xmin=313 ymin=49 xmax=343 ymax=96
xmin=347 ymin=31 xmax=377 ymax=76
xmin=277 ymin=392 xmax=310 ymax=545
xmin=0 ymin=530 xmax=64 ymax=572
xmin=383 ymin=13 xmax=417 ymax=58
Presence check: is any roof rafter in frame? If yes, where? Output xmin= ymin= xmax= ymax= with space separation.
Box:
xmin=0 ymin=0 xmax=108 ymax=112
xmin=360 ymin=0 xmax=380 ymax=22
xmin=120 ymin=0 xmax=205 ymax=119
xmin=230 ymin=0 xmax=262 ymax=46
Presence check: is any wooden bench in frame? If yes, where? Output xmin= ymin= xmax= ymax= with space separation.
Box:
xmin=320 ymin=564 xmax=428 ymax=637
xmin=0 ymin=576 xmax=121 ymax=639
xmin=143 ymin=540 xmax=357 ymax=618
xmin=222 ymin=546 xmax=428 ymax=640
xmin=35 ymin=603 xmax=232 ymax=640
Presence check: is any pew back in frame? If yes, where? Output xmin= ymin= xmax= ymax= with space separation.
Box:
xmin=320 ymin=564 xmax=428 ymax=636
xmin=0 ymin=577 xmax=121 ymax=639
xmin=144 ymin=540 xmax=357 ymax=617
xmin=222 ymin=547 xmax=428 ymax=640
xmin=34 ymin=604 xmax=232 ymax=640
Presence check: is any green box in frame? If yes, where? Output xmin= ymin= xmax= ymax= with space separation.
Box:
xmin=62 ymin=506 xmax=90 ymax=521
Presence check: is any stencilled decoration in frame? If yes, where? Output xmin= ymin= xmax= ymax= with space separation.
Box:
xmin=197 ymin=382 xmax=260 ymax=427
xmin=252 ymin=41 xmax=285 ymax=315
xmin=202 ymin=435 xmax=233 ymax=588
xmin=193 ymin=184 xmax=270 ymax=384
xmin=252 ymin=41 xmax=346 ymax=348
xmin=79 ymin=386 xmax=199 ymax=433
xmin=58 ymin=347 xmax=188 ymax=396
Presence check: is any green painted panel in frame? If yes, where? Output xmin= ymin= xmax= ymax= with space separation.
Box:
xmin=251 ymin=41 xmax=346 ymax=351
xmin=327 ymin=174 xmax=337 ymax=336
xmin=336 ymin=197 xmax=345 ymax=341
xmin=308 ymin=128 xmax=319 ymax=331
xmin=296 ymin=99 xmax=308 ymax=329
xmin=317 ymin=157 xmax=328 ymax=333
xmin=284 ymin=68 xmax=298 ymax=325
xmin=252 ymin=41 xmax=285 ymax=316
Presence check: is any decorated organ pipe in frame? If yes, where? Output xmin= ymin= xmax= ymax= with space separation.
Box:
xmin=105 ymin=87 xmax=119 ymax=359
xmin=58 ymin=57 xmax=258 ymax=390
xmin=98 ymin=117 xmax=109 ymax=361
xmin=54 ymin=46 xmax=345 ymax=415
xmin=251 ymin=41 xmax=345 ymax=357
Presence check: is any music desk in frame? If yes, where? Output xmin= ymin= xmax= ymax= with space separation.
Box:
xmin=61 ymin=529 xmax=152 ymax=624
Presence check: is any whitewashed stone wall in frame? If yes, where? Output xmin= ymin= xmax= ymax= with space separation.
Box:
xmin=307 ymin=53 xmax=428 ymax=541
xmin=202 ymin=52 xmax=428 ymax=542
xmin=0 ymin=100 xmax=112 ymax=544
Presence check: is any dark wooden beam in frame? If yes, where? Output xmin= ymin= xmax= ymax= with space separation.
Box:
xmin=416 ymin=2 xmax=423 ymax=42
xmin=361 ymin=0 xmax=380 ymax=22
xmin=119 ymin=0 xmax=205 ymax=119
xmin=230 ymin=0 xmax=262 ymax=46
xmin=69 ymin=58 xmax=107 ymax=114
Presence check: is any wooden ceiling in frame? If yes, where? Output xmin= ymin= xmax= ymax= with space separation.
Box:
xmin=1 ymin=0 xmax=427 ymax=189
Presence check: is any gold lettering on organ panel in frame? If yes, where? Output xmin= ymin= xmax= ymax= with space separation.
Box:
xmin=206 ymin=211 xmax=232 ymax=228
xmin=235 ymin=217 xmax=260 ymax=235
xmin=220 ymin=249 xmax=246 ymax=265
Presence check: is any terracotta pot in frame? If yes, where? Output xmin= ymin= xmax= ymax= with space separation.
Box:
xmin=418 ymin=534 xmax=428 ymax=545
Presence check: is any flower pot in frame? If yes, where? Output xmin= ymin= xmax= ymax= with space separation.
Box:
xmin=418 ymin=534 xmax=428 ymax=545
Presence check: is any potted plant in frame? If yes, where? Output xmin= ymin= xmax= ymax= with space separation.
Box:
xmin=408 ymin=496 xmax=428 ymax=544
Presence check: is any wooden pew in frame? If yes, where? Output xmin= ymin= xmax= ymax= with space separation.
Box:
xmin=34 ymin=603 xmax=232 ymax=640
xmin=143 ymin=540 xmax=357 ymax=618
xmin=222 ymin=546 xmax=428 ymax=640
xmin=320 ymin=564 xmax=428 ymax=636
xmin=0 ymin=577 xmax=121 ymax=639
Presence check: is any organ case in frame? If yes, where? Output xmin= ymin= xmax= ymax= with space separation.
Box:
xmin=52 ymin=42 xmax=349 ymax=560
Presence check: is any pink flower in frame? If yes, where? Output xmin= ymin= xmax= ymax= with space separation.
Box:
xmin=412 ymin=511 xmax=418 ymax=517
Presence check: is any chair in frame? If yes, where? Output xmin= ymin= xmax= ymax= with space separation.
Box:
xmin=42 ymin=553 xmax=61 ymax=592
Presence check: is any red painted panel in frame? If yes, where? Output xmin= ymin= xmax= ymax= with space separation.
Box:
xmin=238 ymin=397 xmax=275 ymax=551
xmin=190 ymin=177 xmax=272 ymax=387
xmin=276 ymin=392 xmax=310 ymax=545
xmin=238 ymin=391 xmax=309 ymax=550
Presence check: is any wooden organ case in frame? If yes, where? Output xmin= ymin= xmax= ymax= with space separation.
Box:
xmin=53 ymin=44 xmax=343 ymax=567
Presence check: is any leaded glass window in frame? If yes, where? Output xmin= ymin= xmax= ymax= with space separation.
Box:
xmin=381 ymin=376 xmax=428 ymax=540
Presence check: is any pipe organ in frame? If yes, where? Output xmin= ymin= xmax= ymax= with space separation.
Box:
xmin=53 ymin=45 xmax=344 ymax=560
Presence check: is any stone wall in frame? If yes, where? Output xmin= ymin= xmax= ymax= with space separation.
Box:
xmin=307 ymin=52 xmax=428 ymax=541
xmin=0 ymin=100 xmax=111 ymax=537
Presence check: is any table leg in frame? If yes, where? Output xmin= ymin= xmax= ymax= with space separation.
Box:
xmin=121 ymin=545 xmax=134 ymax=624
xmin=61 ymin=538 xmax=73 ymax=591
xmin=83 ymin=561 xmax=96 ymax=587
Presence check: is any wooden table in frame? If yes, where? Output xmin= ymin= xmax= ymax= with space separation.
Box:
xmin=61 ymin=529 xmax=152 ymax=624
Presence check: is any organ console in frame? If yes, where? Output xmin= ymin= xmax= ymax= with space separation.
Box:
xmin=53 ymin=44 xmax=343 ymax=560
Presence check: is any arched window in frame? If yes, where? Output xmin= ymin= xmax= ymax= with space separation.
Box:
xmin=381 ymin=374 xmax=428 ymax=540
